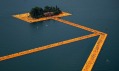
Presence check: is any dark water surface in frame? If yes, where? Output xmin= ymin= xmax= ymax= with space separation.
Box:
xmin=0 ymin=0 xmax=119 ymax=71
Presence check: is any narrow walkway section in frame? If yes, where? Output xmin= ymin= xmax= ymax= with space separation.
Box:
xmin=52 ymin=17 xmax=105 ymax=35
xmin=51 ymin=17 xmax=107 ymax=71
xmin=0 ymin=33 xmax=98 ymax=61
xmin=82 ymin=34 xmax=107 ymax=71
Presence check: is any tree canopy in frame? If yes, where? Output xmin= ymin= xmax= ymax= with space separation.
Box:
xmin=30 ymin=7 xmax=44 ymax=19
xmin=30 ymin=6 xmax=62 ymax=19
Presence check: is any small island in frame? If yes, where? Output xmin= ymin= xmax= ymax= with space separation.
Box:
xmin=30 ymin=6 xmax=62 ymax=19
xmin=13 ymin=6 xmax=72 ymax=23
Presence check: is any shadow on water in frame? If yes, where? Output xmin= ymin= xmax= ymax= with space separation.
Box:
xmin=29 ymin=21 xmax=45 ymax=29
xmin=28 ymin=19 xmax=54 ymax=30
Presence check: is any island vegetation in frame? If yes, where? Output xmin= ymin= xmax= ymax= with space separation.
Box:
xmin=30 ymin=6 xmax=62 ymax=19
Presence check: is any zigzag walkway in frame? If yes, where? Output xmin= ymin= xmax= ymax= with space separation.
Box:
xmin=0 ymin=33 xmax=98 ymax=61
xmin=52 ymin=18 xmax=107 ymax=71
xmin=0 ymin=17 xmax=107 ymax=71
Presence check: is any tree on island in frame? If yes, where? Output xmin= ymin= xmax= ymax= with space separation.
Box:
xmin=29 ymin=6 xmax=62 ymax=19
xmin=30 ymin=7 xmax=44 ymax=19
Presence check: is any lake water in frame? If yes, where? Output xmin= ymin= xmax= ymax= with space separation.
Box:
xmin=0 ymin=0 xmax=119 ymax=71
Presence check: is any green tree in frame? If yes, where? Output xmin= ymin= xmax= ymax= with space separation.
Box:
xmin=44 ymin=6 xmax=50 ymax=12
xmin=54 ymin=6 xmax=62 ymax=15
xmin=29 ymin=6 xmax=62 ymax=19
xmin=30 ymin=7 xmax=43 ymax=19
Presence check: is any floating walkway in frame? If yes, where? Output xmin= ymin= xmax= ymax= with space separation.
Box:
xmin=52 ymin=17 xmax=105 ymax=35
xmin=52 ymin=18 xmax=107 ymax=71
xmin=1 ymin=13 xmax=107 ymax=71
xmin=82 ymin=33 xmax=107 ymax=71
xmin=0 ymin=33 xmax=98 ymax=61
xmin=13 ymin=12 xmax=71 ymax=23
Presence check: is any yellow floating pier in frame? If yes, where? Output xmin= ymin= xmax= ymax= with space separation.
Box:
xmin=0 ymin=33 xmax=98 ymax=61
xmin=52 ymin=17 xmax=105 ymax=34
xmin=0 ymin=12 xmax=108 ymax=71
xmin=82 ymin=34 xmax=107 ymax=71
xmin=13 ymin=12 xmax=71 ymax=23
xmin=52 ymin=18 xmax=107 ymax=71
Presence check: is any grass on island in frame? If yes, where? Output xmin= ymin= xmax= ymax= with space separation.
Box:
xmin=13 ymin=12 xmax=72 ymax=23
